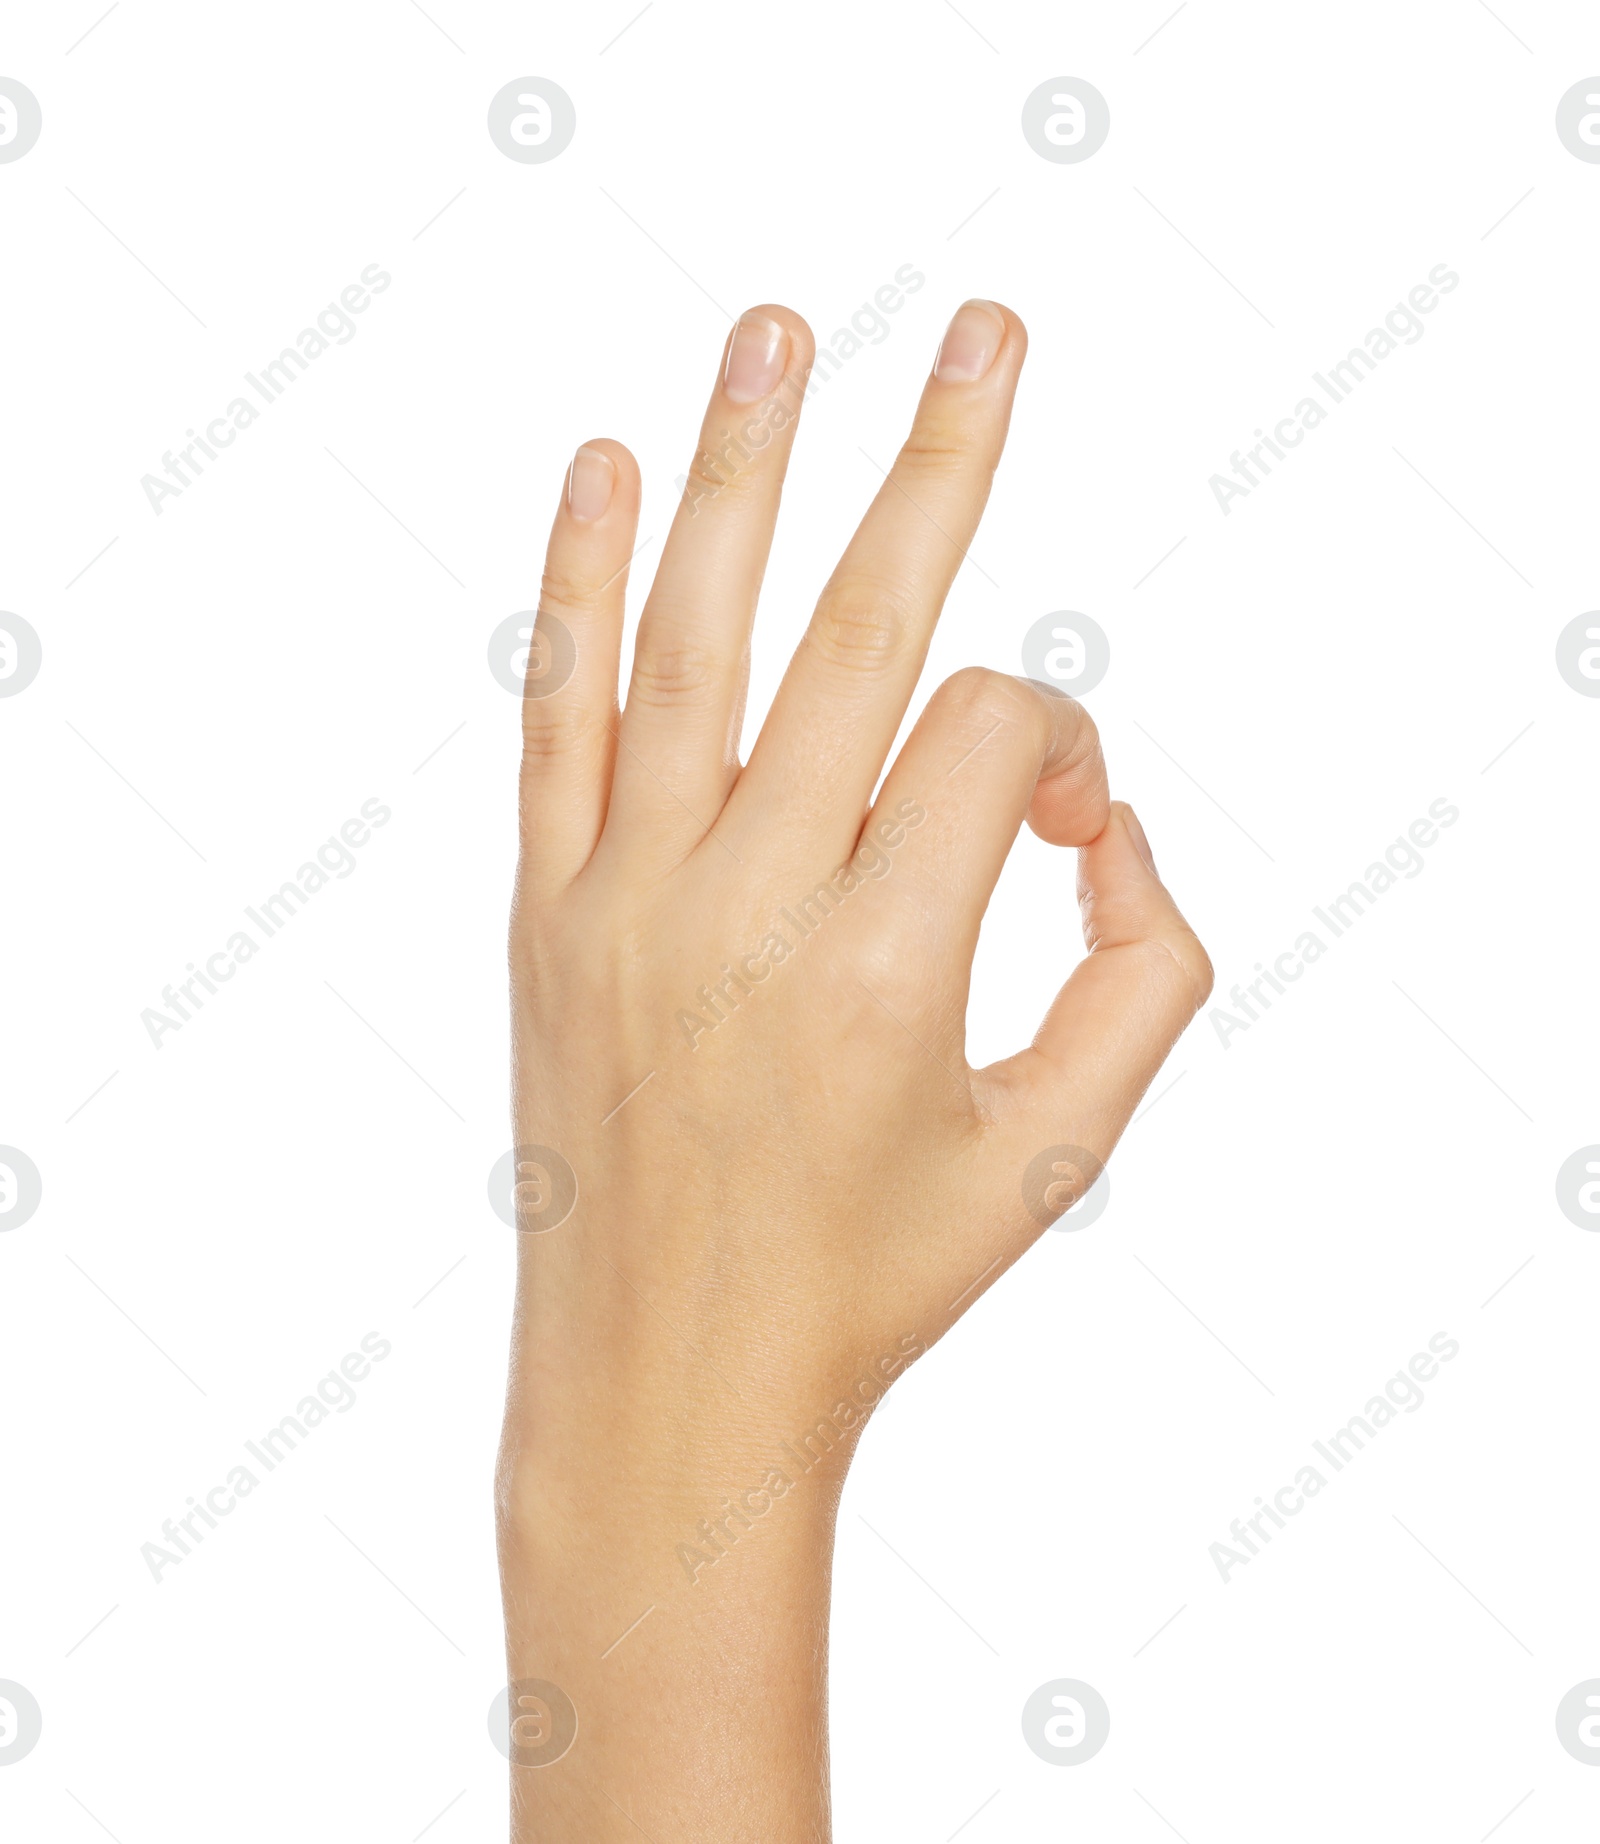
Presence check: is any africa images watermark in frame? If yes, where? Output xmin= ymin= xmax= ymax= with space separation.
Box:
xmin=677 ymin=263 xmax=926 ymax=514
xmin=1210 ymin=797 xmax=1458 ymax=1048
xmin=675 ymin=1333 xmax=927 ymax=1584
xmin=1210 ymin=1332 xmax=1460 ymax=1584
xmin=675 ymin=797 xmax=926 ymax=1048
xmin=141 ymin=1332 xmax=392 ymax=1583
xmin=1209 ymin=263 xmax=1460 ymax=515
xmin=140 ymin=263 xmax=392 ymax=515
xmin=141 ymin=798 xmax=391 ymax=1048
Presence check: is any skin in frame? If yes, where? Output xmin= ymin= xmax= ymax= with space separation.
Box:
xmin=497 ymin=299 xmax=1213 ymax=1840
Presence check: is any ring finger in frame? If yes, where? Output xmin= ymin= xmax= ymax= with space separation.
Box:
xmin=605 ymin=304 xmax=816 ymax=867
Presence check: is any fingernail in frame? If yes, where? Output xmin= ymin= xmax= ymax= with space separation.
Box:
xmin=723 ymin=313 xmax=788 ymax=403
xmin=1122 ymin=805 xmax=1158 ymax=876
xmin=567 ymin=445 xmax=615 ymax=522
xmin=933 ymin=299 xmax=1004 ymax=382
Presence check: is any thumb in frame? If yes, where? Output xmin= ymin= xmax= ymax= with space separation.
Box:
xmin=982 ymin=801 xmax=1213 ymax=1186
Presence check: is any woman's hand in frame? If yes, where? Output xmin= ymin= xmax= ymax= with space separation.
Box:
xmin=498 ymin=299 xmax=1212 ymax=1841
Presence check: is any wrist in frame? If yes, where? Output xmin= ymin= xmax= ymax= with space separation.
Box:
xmin=497 ymin=1440 xmax=843 ymax=1843
xmin=496 ymin=1406 xmax=850 ymax=1597
xmin=498 ymin=1235 xmax=914 ymax=1581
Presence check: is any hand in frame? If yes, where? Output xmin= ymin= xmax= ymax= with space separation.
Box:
xmin=498 ymin=298 xmax=1212 ymax=1841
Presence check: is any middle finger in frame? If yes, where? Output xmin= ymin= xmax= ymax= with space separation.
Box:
xmin=726 ymin=299 xmax=1027 ymax=866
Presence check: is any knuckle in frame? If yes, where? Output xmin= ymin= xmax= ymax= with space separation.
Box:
xmin=1185 ymin=934 xmax=1217 ymax=1009
xmin=935 ymin=665 xmax=1039 ymax=737
xmin=519 ymin=699 xmax=594 ymax=768
xmin=681 ymin=442 xmax=760 ymax=511
xmin=1136 ymin=931 xmax=1215 ymax=1016
xmin=628 ymin=637 xmax=720 ymax=707
xmin=1050 ymin=691 xmax=1100 ymax=772
xmin=895 ymin=416 xmax=975 ymax=478
xmin=1043 ymin=680 xmax=1093 ymax=737
xmin=852 ymin=925 xmax=946 ymax=1031
xmin=538 ymin=562 xmax=600 ymax=620
xmin=808 ymin=578 xmax=912 ymax=674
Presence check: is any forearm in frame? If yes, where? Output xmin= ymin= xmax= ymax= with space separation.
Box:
xmin=497 ymin=1344 xmax=848 ymax=1841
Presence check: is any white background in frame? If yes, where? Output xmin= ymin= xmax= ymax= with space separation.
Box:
xmin=2 ymin=1 xmax=1597 ymax=1838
